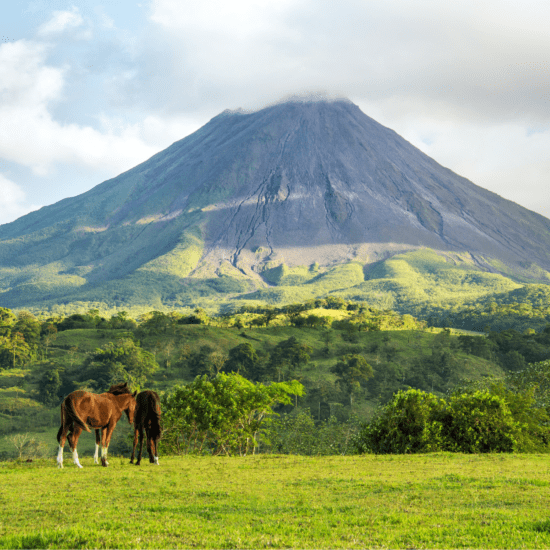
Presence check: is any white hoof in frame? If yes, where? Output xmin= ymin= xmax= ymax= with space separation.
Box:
xmin=57 ymin=446 xmax=64 ymax=468
xmin=72 ymin=450 xmax=83 ymax=468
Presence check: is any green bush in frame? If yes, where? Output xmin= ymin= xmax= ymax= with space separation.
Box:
xmin=353 ymin=389 xmax=445 ymax=454
xmin=161 ymin=373 xmax=303 ymax=456
xmin=439 ymin=391 xmax=520 ymax=453
xmin=353 ymin=388 xmax=524 ymax=454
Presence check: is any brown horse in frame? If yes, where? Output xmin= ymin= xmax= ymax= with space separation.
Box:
xmin=57 ymin=382 xmax=137 ymax=468
xmin=130 ymin=390 xmax=162 ymax=466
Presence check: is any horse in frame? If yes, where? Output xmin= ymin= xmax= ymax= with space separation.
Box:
xmin=56 ymin=382 xmax=137 ymax=468
xmin=130 ymin=390 xmax=162 ymax=466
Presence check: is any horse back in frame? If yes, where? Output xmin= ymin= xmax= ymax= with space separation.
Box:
xmin=66 ymin=391 xmax=125 ymax=429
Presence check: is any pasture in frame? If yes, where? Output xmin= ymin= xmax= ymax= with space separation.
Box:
xmin=1 ymin=453 xmax=550 ymax=548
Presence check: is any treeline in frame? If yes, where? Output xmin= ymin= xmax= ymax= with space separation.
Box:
xmin=454 ymin=327 xmax=550 ymax=370
xmin=158 ymin=359 xmax=550 ymax=456
xmin=425 ymin=285 xmax=550 ymax=333
xmin=0 ymin=299 xmax=418 ymax=416
xmin=3 ymin=301 xmax=550 ymax=411
xmin=354 ymin=359 xmax=550 ymax=454
xmin=5 ymin=297 xmax=550 ymax=457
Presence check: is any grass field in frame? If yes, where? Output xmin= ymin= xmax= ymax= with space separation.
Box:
xmin=1 ymin=453 xmax=550 ymax=548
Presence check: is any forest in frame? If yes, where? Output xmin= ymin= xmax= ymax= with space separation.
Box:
xmin=1 ymin=296 xmax=550 ymax=459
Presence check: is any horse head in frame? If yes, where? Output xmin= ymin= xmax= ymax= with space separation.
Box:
xmin=107 ymin=383 xmax=138 ymax=424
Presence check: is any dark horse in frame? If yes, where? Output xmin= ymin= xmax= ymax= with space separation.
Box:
xmin=57 ymin=382 xmax=137 ymax=468
xmin=130 ymin=390 xmax=162 ymax=466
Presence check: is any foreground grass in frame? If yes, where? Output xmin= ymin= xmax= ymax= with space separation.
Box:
xmin=1 ymin=454 xmax=550 ymax=548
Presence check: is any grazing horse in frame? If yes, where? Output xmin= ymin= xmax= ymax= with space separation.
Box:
xmin=57 ymin=382 xmax=137 ymax=468
xmin=130 ymin=390 xmax=162 ymax=466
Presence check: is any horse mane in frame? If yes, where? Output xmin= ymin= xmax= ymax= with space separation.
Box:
xmin=106 ymin=382 xmax=133 ymax=395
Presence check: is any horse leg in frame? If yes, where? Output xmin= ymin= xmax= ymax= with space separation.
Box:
xmin=149 ymin=432 xmax=160 ymax=465
xmin=130 ymin=426 xmax=138 ymax=464
xmin=94 ymin=429 xmax=101 ymax=464
xmin=154 ymin=435 xmax=160 ymax=465
xmin=146 ymin=428 xmax=154 ymax=463
xmin=101 ymin=423 xmax=117 ymax=467
xmin=56 ymin=408 xmax=69 ymax=469
xmin=70 ymin=425 xmax=84 ymax=468
xmin=136 ymin=426 xmax=144 ymax=466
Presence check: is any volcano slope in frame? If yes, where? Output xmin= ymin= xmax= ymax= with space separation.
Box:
xmin=1 ymin=97 xmax=549 ymax=312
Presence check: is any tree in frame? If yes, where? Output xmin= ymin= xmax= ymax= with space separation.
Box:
xmin=263 ymin=307 xmax=279 ymax=327
xmin=0 ymin=332 xmax=31 ymax=369
xmin=330 ymin=354 xmax=374 ymax=407
xmin=222 ymin=343 xmax=263 ymax=380
xmin=440 ymin=391 xmax=520 ymax=453
xmin=40 ymin=322 xmax=58 ymax=358
xmin=137 ymin=311 xmax=174 ymax=336
xmin=268 ymin=337 xmax=312 ymax=381
xmin=161 ymin=373 xmax=304 ymax=456
xmin=109 ymin=311 xmax=137 ymax=330
xmin=83 ymin=339 xmax=158 ymax=390
xmin=13 ymin=312 xmax=41 ymax=349
xmin=38 ymin=363 xmax=62 ymax=406
xmin=500 ymin=350 xmax=527 ymax=372
xmin=353 ymin=388 xmax=525 ymax=454
xmin=353 ymin=389 xmax=446 ymax=454
xmin=187 ymin=345 xmax=216 ymax=378
xmin=0 ymin=308 xmax=15 ymax=337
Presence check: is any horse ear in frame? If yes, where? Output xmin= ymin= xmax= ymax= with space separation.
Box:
xmin=133 ymin=390 xmax=138 ymax=397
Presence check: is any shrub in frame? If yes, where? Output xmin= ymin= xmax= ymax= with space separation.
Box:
xmin=353 ymin=388 xmax=524 ymax=454
xmin=352 ymin=389 xmax=445 ymax=454
xmin=263 ymin=411 xmax=360 ymax=455
xmin=439 ymin=391 xmax=520 ymax=453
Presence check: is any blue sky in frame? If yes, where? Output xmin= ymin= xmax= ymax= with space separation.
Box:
xmin=2 ymin=0 xmax=550 ymax=224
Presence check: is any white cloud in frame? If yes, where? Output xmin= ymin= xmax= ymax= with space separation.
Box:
xmin=0 ymin=174 xmax=41 ymax=225
xmin=0 ymin=39 xmax=159 ymax=177
xmin=37 ymin=6 xmax=85 ymax=36
xmin=144 ymin=0 xmax=550 ymax=123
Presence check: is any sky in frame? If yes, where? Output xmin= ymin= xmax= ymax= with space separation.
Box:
xmin=1 ymin=0 xmax=550 ymax=225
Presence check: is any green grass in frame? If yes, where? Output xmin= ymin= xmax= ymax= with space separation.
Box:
xmin=1 ymin=454 xmax=550 ymax=548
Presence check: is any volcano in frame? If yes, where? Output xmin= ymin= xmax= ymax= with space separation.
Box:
xmin=1 ymin=97 xmax=550 ymax=310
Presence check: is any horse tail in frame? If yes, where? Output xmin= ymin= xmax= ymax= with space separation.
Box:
xmin=139 ymin=391 xmax=162 ymax=438
xmin=151 ymin=393 xmax=162 ymax=438
xmin=150 ymin=407 xmax=162 ymax=439
xmin=65 ymin=394 xmax=92 ymax=433
xmin=56 ymin=401 xmax=65 ymax=444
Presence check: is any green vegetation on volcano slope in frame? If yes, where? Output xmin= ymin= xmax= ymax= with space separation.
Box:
xmin=425 ymin=284 xmax=550 ymax=333
xmin=3 ymin=247 xmax=550 ymax=330
xmin=2 ymin=454 xmax=550 ymax=549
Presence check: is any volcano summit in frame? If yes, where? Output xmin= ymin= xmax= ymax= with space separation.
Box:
xmin=1 ymin=97 xmax=549 ymax=310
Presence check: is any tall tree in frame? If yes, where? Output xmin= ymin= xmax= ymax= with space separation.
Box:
xmin=268 ymin=337 xmax=312 ymax=381
xmin=222 ymin=343 xmax=263 ymax=380
xmin=330 ymin=354 xmax=374 ymax=408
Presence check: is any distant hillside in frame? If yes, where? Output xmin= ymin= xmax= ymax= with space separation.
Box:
xmin=1 ymin=97 xmax=550 ymax=312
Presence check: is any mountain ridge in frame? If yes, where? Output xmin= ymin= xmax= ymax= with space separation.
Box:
xmin=1 ymin=98 xmax=549 ymax=311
